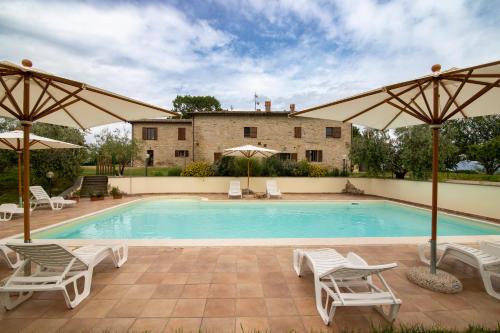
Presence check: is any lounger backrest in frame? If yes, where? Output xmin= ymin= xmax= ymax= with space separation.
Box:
xmin=321 ymin=263 xmax=397 ymax=280
xmin=30 ymin=186 xmax=50 ymax=200
xmin=267 ymin=180 xmax=278 ymax=191
xmin=7 ymin=243 xmax=88 ymax=271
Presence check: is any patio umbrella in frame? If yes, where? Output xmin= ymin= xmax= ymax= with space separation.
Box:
xmin=0 ymin=130 xmax=82 ymax=206
xmin=224 ymin=144 xmax=278 ymax=191
xmin=293 ymin=60 xmax=500 ymax=274
xmin=0 ymin=59 xmax=177 ymax=242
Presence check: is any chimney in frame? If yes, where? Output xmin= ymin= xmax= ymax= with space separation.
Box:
xmin=265 ymin=100 xmax=271 ymax=112
xmin=289 ymin=104 xmax=296 ymax=112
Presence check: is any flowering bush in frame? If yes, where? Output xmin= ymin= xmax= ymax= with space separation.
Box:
xmin=181 ymin=161 xmax=214 ymax=177
xmin=308 ymin=164 xmax=329 ymax=177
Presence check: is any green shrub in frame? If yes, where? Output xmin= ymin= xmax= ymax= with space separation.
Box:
xmin=330 ymin=167 xmax=340 ymax=177
xmin=308 ymin=164 xmax=328 ymax=177
xmin=293 ymin=160 xmax=311 ymax=176
xmin=181 ymin=161 xmax=214 ymax=177
xmin=167 ymin=167 xmax=182 ymax=176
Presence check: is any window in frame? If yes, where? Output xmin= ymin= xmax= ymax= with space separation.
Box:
xmin=146 ymin=150 xmax=154 ymax=166
xmin=142 ymin=127 xmax=158 ymax=140
xmin=278 ymin=153 xmax=298 ymax=161
xmin=306 ymin=150 xmax=323 ymax=162
xmin=244 ymin=127 xmax=257 ymax=138
xmin=178 ymin=128 xmax=186 ymax=140
xmin=326 ymin=127 xmax=341 ymax=138
xmin=294 ymin=127 xmax=302 ymax=138
xmin=175 ymin=150 xmax=189 ymax=157
xmin=214 ymin=152 xmax=222 ymax=162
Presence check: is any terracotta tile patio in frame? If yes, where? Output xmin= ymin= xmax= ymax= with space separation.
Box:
xmin=0 ymin=196 xmax=499 ymax=332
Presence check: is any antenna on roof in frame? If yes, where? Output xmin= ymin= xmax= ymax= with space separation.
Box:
xmin=254 ymin=93 xmax=260 ymax=111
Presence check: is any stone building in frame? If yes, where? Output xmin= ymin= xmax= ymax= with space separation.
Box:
xmin=131 ymin=103 xmax=352 ymax=170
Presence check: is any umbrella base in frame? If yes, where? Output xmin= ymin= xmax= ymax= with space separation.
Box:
xmin=406 ymin=266 xmax=462 ymax=294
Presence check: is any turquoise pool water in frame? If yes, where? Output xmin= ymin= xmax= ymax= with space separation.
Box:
xmin=33 ymin=199 xmax=500 ymax=239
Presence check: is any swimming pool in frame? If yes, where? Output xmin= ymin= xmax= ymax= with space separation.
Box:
xmin=32 ymin=199 xmax=500 ymax=240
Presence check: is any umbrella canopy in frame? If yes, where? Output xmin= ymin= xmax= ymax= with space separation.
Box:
xmin=224 ymin=145 xmax=278 ymax=190
xmin=0 ymin=130 xmax=82 ymax=150
xmin=294 ymin=60 xmax=500 ymax=274
xmin=0 ymin=130 xmax=82 ymax=205
xmin=0 ymin=59 xmax=177 ymax=242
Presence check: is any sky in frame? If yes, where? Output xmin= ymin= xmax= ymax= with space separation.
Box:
xmin=1 ymin=0 xmax=499 ymax=141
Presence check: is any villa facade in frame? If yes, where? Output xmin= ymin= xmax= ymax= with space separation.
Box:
xmin=131 ymin=104 xmax=352 ymax=169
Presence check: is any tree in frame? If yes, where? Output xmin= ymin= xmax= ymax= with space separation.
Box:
xmin=92 ymin=129 xmax=141 ymax=175
xmin=173 ymin=95 xmax=222 ymax=119
xmin=468 ymin=136 xmax=500 ymax=175
xmin=349 ymin=129 xmax=392 ymax=176
xmin=30 ymin=123 xmax=87 ymax=192
xmin=395 ymin=125 xmax=459 ymax=180
xmin=443 ymin=115 xmax=500 ymax=154
xmin=0 ymin=117 xmax=18 ymax=172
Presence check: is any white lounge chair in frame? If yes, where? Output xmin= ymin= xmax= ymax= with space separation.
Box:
xmin=0 ymin=243 xmax=128 ymax=310
xmin=419 ymin=241 xmax=500 ymax=300
xmin=293 ymin=248 xmax=401 ymax=325
xmin=0 ymin=245 xmax=22 ymax=269
xmin=0 ymin=203 xmax=34 ymax=222
xmin=228 ymin=180 xmax=242 ymax=198
xmin=266 ymin=180 xmax=282 ymax=199
xmin=30 ymin=186 xmax=77 ymax=211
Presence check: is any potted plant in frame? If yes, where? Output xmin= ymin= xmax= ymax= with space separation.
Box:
xmin=90 ymin=191 xmax=105 ymax=201
xmin=110 ymin=186 xmax=123 ymax=199
xmin=70 ymin=190 xmax=80 ymax=203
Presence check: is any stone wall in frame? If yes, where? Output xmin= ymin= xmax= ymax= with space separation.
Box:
xmin=193 ymin=113 xmax=351 ymax=169
xmin=132 ymin=113 xmax=351 ymax=169
xmin=132 ymin=121 xmax=193 ymax=167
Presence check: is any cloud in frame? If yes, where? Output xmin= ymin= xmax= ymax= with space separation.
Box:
xmin=0 ymin=0 xmax=499 ymax=142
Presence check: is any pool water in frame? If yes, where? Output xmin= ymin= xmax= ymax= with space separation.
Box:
xmin=33 ymin=199 xmax=500 ymax=239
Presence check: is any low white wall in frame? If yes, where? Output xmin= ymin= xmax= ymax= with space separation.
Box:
xmin=108 ymin=176 xmax=500 ymax=220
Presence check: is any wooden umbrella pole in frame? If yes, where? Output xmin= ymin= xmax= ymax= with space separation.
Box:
xmin=429 ymin=75 xmax=440 ymax=275
xmin=247 ymin=158 xmax=250 ymax=192
xmin=430 ymin=125 xmax=440 ymax=274
xmin=17 ymin=151 xmax=22 ymax=207
xmin=22 ymin=73 xmax=32 ymax=244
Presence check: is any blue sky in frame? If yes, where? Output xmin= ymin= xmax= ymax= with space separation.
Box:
xmin=1 ymin=0 xmax=499 ymax=138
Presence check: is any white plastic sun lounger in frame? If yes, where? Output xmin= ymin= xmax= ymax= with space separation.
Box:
xmin=419 ymin=241 xmax=500 ymax=300
xmin=0 ymin=243 xmax=128 ymax=310
xmin=293 ymin=248 xmax=401 ymax=325
xmin=0 ymin=203 xmax=34 ymax=222
xmin=228 ymin=180 xmax=242 ymax=198
xmin=0 ymin=245 xmax=22 ymax=269
xmin=266 ymin=180 xmax=282 ymax=198
xmin=30 ymin=186 xmax=77 ymax=211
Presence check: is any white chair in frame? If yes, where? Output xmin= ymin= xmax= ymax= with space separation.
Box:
xmin=30 ymin=186 xmax=77 ymax=211
xmin=293 ymin=248 xmax=401 ymax=325
xmin=0 ymin=203 xmax=34 ymax=222
xmin=228 ymin=180 xmax=242 ymax=198
xmin=0 ymin=243 xmax=128 ymax=310
xmin=0 ymin=245 xmax=22 ymax=269
xmin=266 ymin=180 xmax=282 ymax=198
xmin=419 ymin=241 xmax=500 ymax=300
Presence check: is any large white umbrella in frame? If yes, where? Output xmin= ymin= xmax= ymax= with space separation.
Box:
xmin=0 ymin=59 xmax=177 ymax=242
xmin=224 ymin=144 xmax=278 ymax=191
xmin=0 ymin=130 xmax=82 ymax=206
xmin=294 ymin=60 xmax=500 ymax=274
